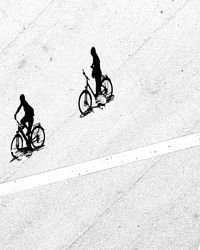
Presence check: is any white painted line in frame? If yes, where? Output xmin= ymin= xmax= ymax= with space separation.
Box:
xmin=1 ymin=132 xmax=200 ymax=197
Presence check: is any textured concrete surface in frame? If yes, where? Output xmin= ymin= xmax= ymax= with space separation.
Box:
xmin=0 ymin=0 xmax=200 ymax=249
xmin=0 ymin=147 xmax=200 ymax=249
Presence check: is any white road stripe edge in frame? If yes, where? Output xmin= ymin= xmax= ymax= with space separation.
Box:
xmin=1 ymin=132 xmax=200 ymax=197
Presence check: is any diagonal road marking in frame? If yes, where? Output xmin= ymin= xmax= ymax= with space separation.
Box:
xmin=1 ymin=132 xmax=200 ymax=197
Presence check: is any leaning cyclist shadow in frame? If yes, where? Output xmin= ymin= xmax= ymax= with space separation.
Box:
xmin=10 ymin=145 xmax=44 ymax=163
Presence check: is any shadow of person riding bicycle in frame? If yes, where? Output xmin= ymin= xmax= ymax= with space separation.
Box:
xmin=78 ymin=47 xmax=114 ymax=117
xmin=10 ymin=94 xmax=45 ymax=161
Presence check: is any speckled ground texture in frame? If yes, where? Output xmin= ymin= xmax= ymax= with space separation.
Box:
xmin=0 ymin=0 xmax=200 ymax=249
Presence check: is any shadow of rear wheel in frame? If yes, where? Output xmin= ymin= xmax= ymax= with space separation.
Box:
xmin=78 ymin=90 xmax=92 ymax=114
xmin=101 ymin=77 xmax=113 ymax=100
xmin=31 ymin=125 xmax=45 ymax=148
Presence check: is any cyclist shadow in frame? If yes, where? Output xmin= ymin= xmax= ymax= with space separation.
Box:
xmin=10 ymin=145 xmax=44 ymax=163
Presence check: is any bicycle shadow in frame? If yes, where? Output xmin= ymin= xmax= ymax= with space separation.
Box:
xmin=80 ymin=95 xmax=114 ymax=118
xmin=10 ymin=145 xmax=44 ymax=163
xmin=79 ymin=104 xmax=105 ymax=118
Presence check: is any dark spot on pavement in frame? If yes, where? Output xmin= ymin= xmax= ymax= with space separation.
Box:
xmin=42 ymin=44 xmax=49 ymax=52
xmin=18 ymin=59 xmax=26 ymax=69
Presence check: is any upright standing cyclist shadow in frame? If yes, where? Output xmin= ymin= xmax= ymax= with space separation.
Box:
xmin=78 ymin=47 xmax=114 ymax=117
xmin=91 ymin=47 xmax=102 ymax=102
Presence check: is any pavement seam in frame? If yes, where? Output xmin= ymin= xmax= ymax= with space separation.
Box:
xmin=0 ymin=0 xmax=57 ymax=56
xmin=114 ymin=0 xmax=193 ymax=76
xmin=66 ymin=158 xmax=161 ymax=249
